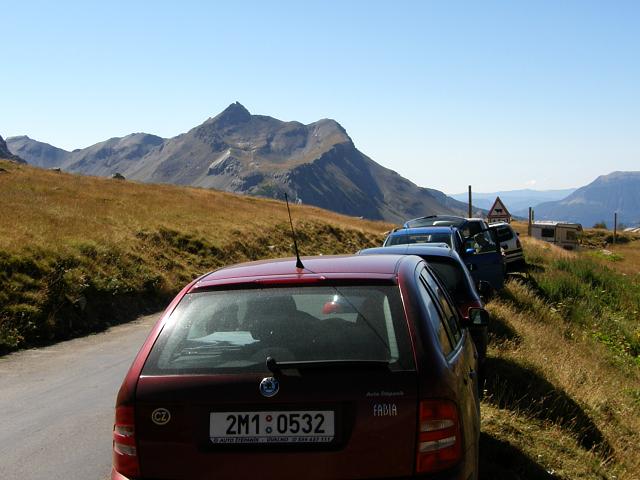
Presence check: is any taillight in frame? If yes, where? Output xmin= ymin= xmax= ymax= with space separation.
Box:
xmin=113 ymin=405 xmax=140 ymax=478
xmin=416 ymin=400 xmax=462 ymax=473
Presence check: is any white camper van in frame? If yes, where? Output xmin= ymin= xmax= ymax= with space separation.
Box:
xmin=531 ymin=221 xmax=582 ymax=250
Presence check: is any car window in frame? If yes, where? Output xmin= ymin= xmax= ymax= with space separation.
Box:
xmin=464 ymin=229 xmax=497 ymax=254
xmin=386 ymin=233 xmax=452 ymax=246
xmin=404 ymin=217 xmax=461 ymax=228
xmin=423 ymin=258 xmax=470 ymax=304
xmin=496 ymin=226 xmax=513 ymax=242
xmin=416 ymin=275 xmax=452 ymax=355
xmin=459 ymin=220 xmax=489 ymax=238
xmin=420 ymin=270 xmax=462 ymax=346
xmin=142 ymin=285 xmax=414 ymax=374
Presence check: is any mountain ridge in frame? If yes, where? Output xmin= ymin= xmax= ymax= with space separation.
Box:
xmin=8 ymin=103 xmax=472 ymax=223
xmin=533 ymin=171 xmax=640 ymax=227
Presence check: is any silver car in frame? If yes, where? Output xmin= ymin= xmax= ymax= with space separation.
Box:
xmin=488 ymin=222 xmax=525 ymax=267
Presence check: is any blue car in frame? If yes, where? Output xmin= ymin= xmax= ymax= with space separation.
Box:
xmin=384 ymin=223 xmax=505 ymax=290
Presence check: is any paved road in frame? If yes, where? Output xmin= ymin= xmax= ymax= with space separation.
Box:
xmin=0 ymin=313 xmax=160 ymax=480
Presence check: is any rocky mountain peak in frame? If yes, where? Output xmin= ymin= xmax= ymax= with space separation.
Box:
xmin=209 ymin=102 xmax=252 ymax=128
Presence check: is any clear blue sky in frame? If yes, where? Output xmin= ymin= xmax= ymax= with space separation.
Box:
xmin=2 ymin=0 xmax=639 ymax=193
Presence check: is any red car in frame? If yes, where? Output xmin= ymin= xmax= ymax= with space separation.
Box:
xmin=113 ymin=255 xmax=484 ymax=480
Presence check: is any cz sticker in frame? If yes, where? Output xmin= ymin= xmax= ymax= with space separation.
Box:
xmin=151 ymin=407 xmax=171 ymax=425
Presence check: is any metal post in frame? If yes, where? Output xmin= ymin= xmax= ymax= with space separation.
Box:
xmin=613 ymin=212 xmax=617 ymax=245
xmin=468 ymin=185 xmax=472 ymax=218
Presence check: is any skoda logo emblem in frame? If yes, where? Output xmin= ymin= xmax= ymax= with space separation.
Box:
xmin=259 ymin=376 xmax=279 ymax=398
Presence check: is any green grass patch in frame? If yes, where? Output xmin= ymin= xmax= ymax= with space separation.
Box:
xmin=521 ymin=247 xmax=640 ymax=364
xmin=590 ymin=249 xmax=624 ymax=262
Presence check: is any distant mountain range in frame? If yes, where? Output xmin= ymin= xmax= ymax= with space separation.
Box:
xmin=450 ymin=188 xmax=576 ymax=216
xmin=451 ymin=175 xmax=640 ymax=228
xmin=0 ymin=135 xmax=24 ymax=163
xmin=7 ymin=103 xmax=473 ymax=223
xmin=533 ymin=172 xmax=640 ymax=228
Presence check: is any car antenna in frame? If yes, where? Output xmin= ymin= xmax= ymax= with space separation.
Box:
xmin=285 ymin=193 xmax=304 ymax=269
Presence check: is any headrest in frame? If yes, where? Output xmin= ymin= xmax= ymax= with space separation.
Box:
xmin=246 ymin=294 xmax=297 ymax=318
xmin=245 ymin=294 xmax=298 ymax=340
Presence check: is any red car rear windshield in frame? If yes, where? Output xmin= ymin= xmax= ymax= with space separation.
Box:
xmin=143 ymin=285 xmax=415 ymax=374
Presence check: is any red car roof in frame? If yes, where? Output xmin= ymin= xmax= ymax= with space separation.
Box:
xmin=190 ymin=255 xmax=406 ymax=291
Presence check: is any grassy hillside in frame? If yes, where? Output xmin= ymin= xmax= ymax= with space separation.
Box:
xmin=481 ymin=235 xmax=640 ymax=479
xmin=0 ymin=159 xmax=391 ymax=352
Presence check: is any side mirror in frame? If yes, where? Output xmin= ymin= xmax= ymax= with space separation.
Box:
xmin=468 ymin=308 xmax=489 ymax=327
xmin=465 ymin=248 xmax=476 ymax=254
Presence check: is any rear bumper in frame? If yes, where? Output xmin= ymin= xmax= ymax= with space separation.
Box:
xmin=111 ymin=469 xmax=473 ymax=480
xmin=503 ymin=249 xmax=524 ymax=264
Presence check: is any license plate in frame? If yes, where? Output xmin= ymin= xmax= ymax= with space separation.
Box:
xmin=210 ymin=411 xmax=335 ymax=444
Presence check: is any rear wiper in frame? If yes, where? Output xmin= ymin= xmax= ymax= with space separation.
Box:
xmin=266 ymin=356 xmax=389 ymax=374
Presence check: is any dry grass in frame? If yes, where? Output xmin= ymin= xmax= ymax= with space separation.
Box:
xmin=0 ymin=160 xmax=391 ymax=351
xmin=0 ymin=160 xmax=390 ymax=252
xmin=481 ymin=404 xmax=613 ymax=479
xmin=481 ymin=236 xmax=640 ymax=479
